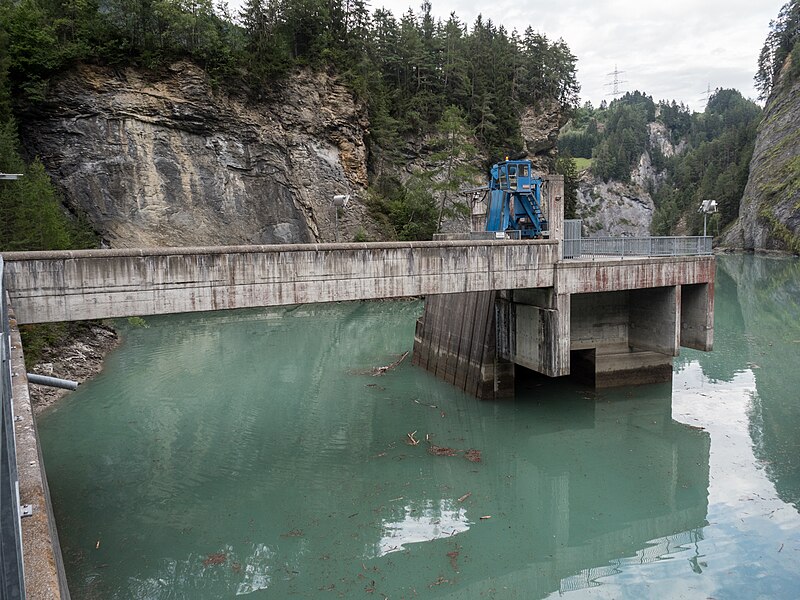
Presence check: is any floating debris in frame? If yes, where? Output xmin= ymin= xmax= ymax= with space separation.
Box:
xmin=464 ymin=449 xmax=482 ymax=463
xmin=373 ymin=351 xmax=409 ymax=376
xmin=447 ymin=550 xmax=460 ymax=571
xmin=202 ymin=552 xmax=226 ymax=566
xmin=457 ymin=492 xmax=472 ymax=503
xmin=280 ymin=528 xmax=304 ymax=538
xmin=428 ymin=445 xmax=458 ymax=457
xmin=406 ymin=431 xmax=420 ymax=446
xmin=480 ymin=515 xmax=492 ymax=520
xmin=413 ymin=398 xmax=438 ymax=408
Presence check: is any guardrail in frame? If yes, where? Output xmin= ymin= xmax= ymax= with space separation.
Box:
xmin=563 ymin=236 xmax=712 ymax=259
xmin=1 ymin=256 xmax=26 ymax=599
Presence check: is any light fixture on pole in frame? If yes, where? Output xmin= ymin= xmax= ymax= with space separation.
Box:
xmin=332 ymin=194 xmax=350 ymax=242
xmin=698 ymin=200 xmax=717 ymax=237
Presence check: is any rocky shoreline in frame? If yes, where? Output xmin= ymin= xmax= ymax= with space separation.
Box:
xmin=26 ymin=323 xmax=120 ymax=414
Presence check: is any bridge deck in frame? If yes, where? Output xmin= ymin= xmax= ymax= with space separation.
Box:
xmin=3 ymin=241 xmax=560 ymax=324
xmin=2 ymin=241 xmax=713 ymax=324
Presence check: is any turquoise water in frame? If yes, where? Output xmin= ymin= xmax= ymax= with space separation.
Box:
xmin=38 ymin=255 xmax=800 ymax=599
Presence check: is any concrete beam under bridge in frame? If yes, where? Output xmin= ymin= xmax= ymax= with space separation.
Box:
xmin=413 ymin=256 xmax=715 ymax=396
xmin=2 ymin=240 xmax=558 ymax=324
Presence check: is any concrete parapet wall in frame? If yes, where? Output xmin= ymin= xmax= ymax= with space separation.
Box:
xmin=8 ymin=310 xmax=70 ymax=599
xmin=3 ymin=240 xmax=558 ymax=324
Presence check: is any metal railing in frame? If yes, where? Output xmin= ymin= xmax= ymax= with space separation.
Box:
xmin=563 ymin=236 xmax=712 ymax=259
xmin=0 ymin=256 xmax=25 ymax=599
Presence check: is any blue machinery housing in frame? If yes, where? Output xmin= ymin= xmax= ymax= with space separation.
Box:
xmin=486 ymin=160 xmax=548 ymax=238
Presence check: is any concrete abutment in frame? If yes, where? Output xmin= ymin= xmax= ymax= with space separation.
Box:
xmin=413 ymin=279 xmax=714 ymax=396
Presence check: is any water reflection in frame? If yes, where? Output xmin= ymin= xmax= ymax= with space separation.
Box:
xmin=38 ymin=299 xmax=717 ymax=599
xmin=710 ymin=255 xmax=800 ymax=510
xmin=376 ymin=500 xmax=470 ymax=557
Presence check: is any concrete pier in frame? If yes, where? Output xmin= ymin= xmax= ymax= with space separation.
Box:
xmin=413 ymin=261 xmax=714 ymax=396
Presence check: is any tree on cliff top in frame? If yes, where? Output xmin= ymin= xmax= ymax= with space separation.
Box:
xmin=755 ymin=0 xmax=800 ymax=100
xmin=0 ymin=0 xmax=580 ymax=164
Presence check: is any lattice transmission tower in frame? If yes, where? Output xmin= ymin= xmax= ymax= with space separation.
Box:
xmin=605 ymin=65 xmax=628 ymax=98
xmin=699 ymin=83 xmax=713 ymax=108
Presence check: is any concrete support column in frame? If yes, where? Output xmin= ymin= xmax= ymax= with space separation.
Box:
xmin=543 ymin=174 xmax=564 ymax=252
xmin=680 ymin=283 xmax=714 ymax=351
xmin=629 ymin=286 xmax=680 ymax=356
xmin=505 ymin=288 xmax=570 ymax=377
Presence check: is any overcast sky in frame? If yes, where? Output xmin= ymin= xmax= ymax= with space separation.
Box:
xmin=229 ymin=0 xmax=785 ymax=112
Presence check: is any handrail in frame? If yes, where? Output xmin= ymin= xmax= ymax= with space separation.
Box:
xmin=562 ymin=236 xmax=712 ymax=259
xmin=0 ymin=255 xmax=26 ymax=599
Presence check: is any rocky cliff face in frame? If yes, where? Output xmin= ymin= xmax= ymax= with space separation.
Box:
xmin=575 ymin=171 xmax=655 ymax=237
xmin=573 ymin=121 xmax=682 ymax=237
xmin=721 ymin=59 xmax=800 ymax=253
xmin=20 ymin=62 xmax=377 ymax=247
xmin=519 ymin=101 xmax=566 ymax=173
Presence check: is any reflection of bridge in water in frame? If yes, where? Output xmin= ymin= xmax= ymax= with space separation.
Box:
xmin=106 ymin=384 xmax=709 ymax=598
xmin=365 ymin=391 xmax=711 ymax=597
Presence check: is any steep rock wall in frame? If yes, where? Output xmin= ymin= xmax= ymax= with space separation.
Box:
xmin=575 ymin=171 xmax=654 ymax=237
xmin=20 ymin=62 xmax=376 ymax=247
xmin=722 ymin=60 xmax=800 ymax=253
xmin=573 ymin=121 xmax=681 ymax=237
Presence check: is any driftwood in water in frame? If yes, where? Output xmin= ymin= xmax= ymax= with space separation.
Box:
xmin=372 ymin=351 xmax=409 ymax=376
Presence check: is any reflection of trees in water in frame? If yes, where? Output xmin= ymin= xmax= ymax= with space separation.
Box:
xmin=713 ymin=255 xmax=800 ymax=510
xmin=675 ymin=257 xmax=748 ymax=382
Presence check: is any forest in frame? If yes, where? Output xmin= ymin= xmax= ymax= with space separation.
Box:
xmin=558 ymin=89 xmax=762 ymax=236
xmin=2 ymin=0 xmax=798 ymax=247
xmin=557 ymin=0 xmax=800 ymax=238
xmin=0 ymin=0 xmax=581 ymax=246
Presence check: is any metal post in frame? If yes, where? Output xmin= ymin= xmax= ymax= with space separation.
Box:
xmin=332 ymin=195 xmax=349 ymax=243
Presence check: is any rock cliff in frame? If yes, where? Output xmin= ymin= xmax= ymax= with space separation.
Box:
xmin=721 ymin=58 xmax=800 ymax=253
xmin=20 ymin=62 xmax=567 ymax=247
xmin=575 ymin=171 xmax=654 ymax=237
xmin=519 ymin=101 xmax=566 ymax=173
xmin=573 ymin=120 xmax=682 ymax=237
xmin=20 ymin=62 xmax=377 ymax=247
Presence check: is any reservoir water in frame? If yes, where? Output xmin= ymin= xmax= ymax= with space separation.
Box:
xmin=38 ymin=254 xmax=800 ymax=599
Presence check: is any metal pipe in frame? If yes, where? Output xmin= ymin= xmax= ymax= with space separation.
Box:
xmin=26 ymin=373 xmax=78 ymax=390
